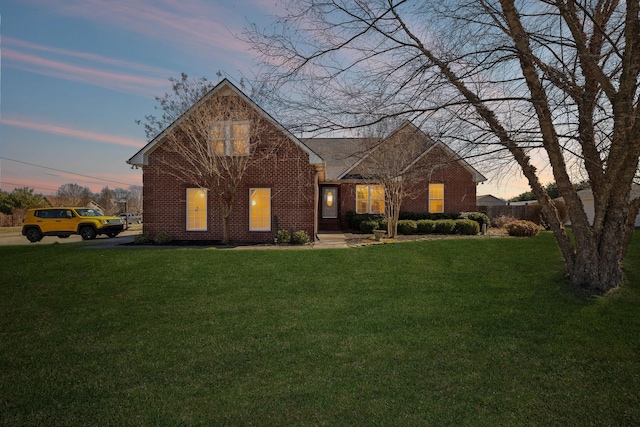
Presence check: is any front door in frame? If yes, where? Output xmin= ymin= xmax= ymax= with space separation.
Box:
xmin=322 ymin=187 xmax=338 ymax=219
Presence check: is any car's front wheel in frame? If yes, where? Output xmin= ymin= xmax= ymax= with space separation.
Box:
xmin=25 ymin=228 xmax=43 ymax=243
xmin=80 ymin=226 xmax=97 ymax=240
xmin=107 ymin=233 xmax=118 ymax=238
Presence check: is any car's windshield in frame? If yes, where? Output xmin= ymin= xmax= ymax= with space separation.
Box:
xmin=75 ymin=209 xmax=102 ymax=217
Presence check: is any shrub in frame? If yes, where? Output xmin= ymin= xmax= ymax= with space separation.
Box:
xmin=290 ymin=230 xmax=311 ymax=245
xmin=460 ymin=212 xmax=490 ymax=228
xmin=416 ymin=219 xmax=436 ymax=234
xmin=133 ymin=233 xmax=150 ymax=245
xmin=434 ymin=219 xmax=456 ymax=234
xmin=454 ymin=219 xmax=480 ymax=235
xmin=400 ymin=211 xmax=461 ymax=221
xmin=360 ymin=219 xmax=380 ymax=233
xmin=397 ymin=220 xmax=418 ymax=235
xmin=505 ymin=220 xmax=541 ymax=237
xmin=346 ymin=211 xmax=384 ymax=231
xmin=276 ymin=229 xmax=291 ymax=244
xmin=154 ymin=231 xmax=172 ymax=245
xmin=492 ymin=215 xmax=516 ymax=229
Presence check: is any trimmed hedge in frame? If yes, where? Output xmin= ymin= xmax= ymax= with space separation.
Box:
xmin=360 ymin=220 xmax=380 ymax=233
xmin=434 ymin=219 xmax=456 ymax=234
xmin=460 ymin=212 xmax=490 ymax=228
xmin=454 ymin=219 xmax=480 ymax=235
xmin=399 ymin=211 xmax=461 ymax=221
xmin=416 ymin=219 xmax=436 ymax=234
xmin=347 ymin=210 xmax=492 ymax=232
xmin=397 ymin=220 xmax=418 ymax=235
xmin=395 ymin=219 xmax=478 ymax=235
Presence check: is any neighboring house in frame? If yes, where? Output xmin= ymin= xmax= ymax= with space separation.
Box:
xmin=476 ymin=194 xmax=507 ymax=207
xmin=577 ymin=186 xmax=640 ymax=227
xmin=127 ymin=79 xmax=486 ymax=243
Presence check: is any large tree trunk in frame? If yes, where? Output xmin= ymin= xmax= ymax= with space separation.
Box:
xmin=564 ymin=192 xmax=636 ymax=293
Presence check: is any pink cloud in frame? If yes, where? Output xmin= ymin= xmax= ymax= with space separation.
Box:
xmin=22 ymin=0 xmax=257 ymax=71
xmin=1 ymin=116 xmax=145 ymax=149
xmin=3 ymin=48 xmax=169 ymax=97
xmin=4 ymin=37 xmax=174 ymax=77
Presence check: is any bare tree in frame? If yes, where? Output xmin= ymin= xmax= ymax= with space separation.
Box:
xmin=153 ymin=86 xmax=287 ymax=244
xmin=96 ymin=187 xmax=118 ymax=215
xmin=127 ymin=185 xmax=143 ymax=214
xmin=136 ymin=73 xmax=214 ymax=141
xmin=247 ymin=0 xmax=640 ymax=294
xmin=56 ymin=183 xmax=92 ymax=207
xmin=351 ymin=121 xmax=439 ymax=237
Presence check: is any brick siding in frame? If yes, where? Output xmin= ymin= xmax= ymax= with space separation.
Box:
xmin=142 ymin=120 xmax=317 ymax=243
xmin=333 ymin=146 xmax=477 ymax=229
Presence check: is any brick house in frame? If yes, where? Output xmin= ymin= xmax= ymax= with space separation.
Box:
xmin=127 ymin=79 xmax=486 ymax=243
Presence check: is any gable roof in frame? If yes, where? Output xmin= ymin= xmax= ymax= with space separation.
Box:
xmin=477 ymin=194 xmax=507 ymax=205
xmin=301 ymin=137 xmax=369 ymax=181
xmin=304 ymin=122 xmax=486 ymax=183
xmin=127 ymin=78 xmax=323 ymax=167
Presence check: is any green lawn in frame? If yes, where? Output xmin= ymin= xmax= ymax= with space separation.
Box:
xmin=1 ymin=233 xmax=639 ymax=425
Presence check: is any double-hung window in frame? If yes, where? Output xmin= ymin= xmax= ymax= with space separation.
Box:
xmin=429 ymin=183 xmax=444 ymax=213
xmin=356 ymin=185 xmax=384 ymax=214
xmin=209 ymin=122 xmax=250 ymax=156
xmin=186 ymin=188 xmax=207 ymax=231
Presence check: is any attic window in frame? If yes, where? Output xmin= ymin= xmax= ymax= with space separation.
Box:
xmin=209 ymin=122 xmax=250 ymax=156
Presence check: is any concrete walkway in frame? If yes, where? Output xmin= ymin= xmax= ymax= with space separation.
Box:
xmin=313 ymin=232 xmax=349 ymax=249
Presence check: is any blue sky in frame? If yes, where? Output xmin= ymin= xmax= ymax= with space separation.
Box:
xmin=0 ymin=0 xmax=532 ymax=199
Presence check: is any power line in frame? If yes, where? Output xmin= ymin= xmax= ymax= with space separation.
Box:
xmin=0 ymin=181 xmax=60 ymax=193
xmin=0 ymin=156 xmax=137 ymax=187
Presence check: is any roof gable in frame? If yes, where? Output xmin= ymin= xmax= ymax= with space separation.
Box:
xmin=127 ymin=79 xmax=323 ymax=166
xmin=304 ymin=121 xmax=486 ymax=183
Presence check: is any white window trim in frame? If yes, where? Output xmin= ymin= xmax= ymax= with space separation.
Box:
xmin=186 ymin=188 xmax=208 ymax=231
xmin=209 ymin=121 xmax=250 ymax=156
xmin=356 ymin=184 xmax=384 ymax=215
xmin=429 ymin=183 xmax=444 ymax=213
xmin=249 ymin=188 xmax=271 ymax=232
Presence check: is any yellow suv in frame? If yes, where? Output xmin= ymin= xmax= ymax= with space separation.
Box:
xmin=22 ymin=207 xmax=125 ymax=242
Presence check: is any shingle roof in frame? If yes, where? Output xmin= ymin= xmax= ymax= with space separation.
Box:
xmin=301 ymin=137 xmax=369 ymax=181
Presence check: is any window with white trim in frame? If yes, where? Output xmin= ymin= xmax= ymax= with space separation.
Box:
xmin=186 ymin=188 xmax=207 ymax=231
xmin=209 ymin=122 xmax=250 ymax=156
xmin=249 ymin=188 xmax=271 ymax=231
xmin=429 ymin=183 xmax=444 ymax=213
xmin=356 ymin=185 xmax=384 ymax=214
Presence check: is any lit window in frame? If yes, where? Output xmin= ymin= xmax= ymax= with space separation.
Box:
xmin=250 ymin=188 xmax=271 ymax=231
xmin=186 ymin=188 xmax=207 ymax=231
xmin=356 ymin=185 xmax=385 ymax=214
xmin=429 ymin=183 xmax=444 ymax=213
xmin=209 ymin=122 xmax=249 ymax=156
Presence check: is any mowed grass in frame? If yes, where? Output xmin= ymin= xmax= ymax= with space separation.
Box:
xmin=1 ymin=233 xmax=639 ymax=425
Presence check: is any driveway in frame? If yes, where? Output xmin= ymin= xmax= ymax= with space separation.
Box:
xmin=0 ymin=228 xmax=349 ymax=249
xmin=0 ymin=229 xmax=140 ymax=247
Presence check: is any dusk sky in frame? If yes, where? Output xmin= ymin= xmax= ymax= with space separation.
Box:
xmin=1 ymin=0 xmax=537 ymax=199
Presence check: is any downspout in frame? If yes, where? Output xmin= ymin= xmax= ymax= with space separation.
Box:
xmin=313 ymin=167 xmax=320 ymax=241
